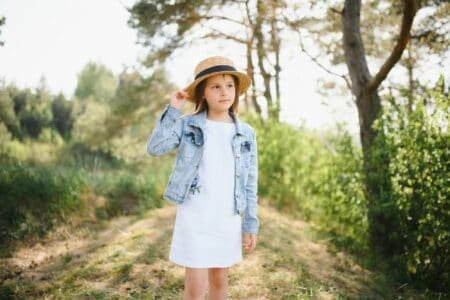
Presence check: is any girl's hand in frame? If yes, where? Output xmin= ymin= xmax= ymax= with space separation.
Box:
xmin=170 ymin=89 xmax=189 ymax=110
xmin=243 ymin=233 xmax=257 ymax=253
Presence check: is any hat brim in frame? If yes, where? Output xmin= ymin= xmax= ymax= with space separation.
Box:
xmin=184 ymin=71 xmax=251 ymax=103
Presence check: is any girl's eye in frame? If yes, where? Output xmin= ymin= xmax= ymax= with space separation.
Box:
xmin=227 ymin=84 xmax=234 ymax=88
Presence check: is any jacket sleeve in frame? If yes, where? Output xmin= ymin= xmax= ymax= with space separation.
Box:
xmin=147 ymin=104 xmax=183 ymax=156
xmin=242 ymin=130 xmax=260 ymax=234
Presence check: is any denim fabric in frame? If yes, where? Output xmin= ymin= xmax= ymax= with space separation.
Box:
xmin=147 ymin=104 xmax=259 ymax=234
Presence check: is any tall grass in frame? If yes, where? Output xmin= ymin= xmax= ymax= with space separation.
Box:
xmin=91 ymin=166 xmax=170 ymax=219
xmin=0 ymin=164 xmax=87 ymax=250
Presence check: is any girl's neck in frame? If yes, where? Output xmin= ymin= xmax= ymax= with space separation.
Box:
xmin=207 ymin=109 xmax=233 ymax=123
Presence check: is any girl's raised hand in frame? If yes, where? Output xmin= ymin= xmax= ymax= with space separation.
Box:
xmin=170 ymin=89 xmax=189 ymax=110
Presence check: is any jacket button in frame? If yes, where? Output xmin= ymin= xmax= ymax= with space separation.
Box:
xmin=236 ymin=173 xmax=240 ymax=177
xmin=236 ymin=154 xmax=241 ymax=158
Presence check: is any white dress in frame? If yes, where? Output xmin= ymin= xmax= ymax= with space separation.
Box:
xmin=168 ymin=118 xmax=243 ymax=268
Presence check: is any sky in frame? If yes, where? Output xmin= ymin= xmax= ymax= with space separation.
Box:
xmin=1 ymin=1 xmax=446 ymax=139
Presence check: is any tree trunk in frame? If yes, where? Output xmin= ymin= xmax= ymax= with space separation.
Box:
xmin=270 ymin=2 xmax=281 ymax=122
xmin=342 ymin=0 xmax=417 ymax=257
xmin=255 ymin=0 xmax=278 ymax=121
xmin=246 ymin=37 xmax=261 ymax=116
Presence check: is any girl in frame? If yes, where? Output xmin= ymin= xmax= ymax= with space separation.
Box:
xmin=147 ymin=56 xmax=259 ymax=300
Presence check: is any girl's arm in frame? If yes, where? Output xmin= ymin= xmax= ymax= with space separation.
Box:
xmin=242 ymin=130 xmax=260 ymax=235
xmin=147 ymin=90 xmax=188 ymax=156
xmin=146 ymin=104 xmax=183 ymax=156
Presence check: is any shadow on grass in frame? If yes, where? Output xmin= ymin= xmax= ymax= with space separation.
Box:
xmin=0 ymin=205 xmax=178 ymax=299
xmin=1 ymin=202 xmax=431 ymax=299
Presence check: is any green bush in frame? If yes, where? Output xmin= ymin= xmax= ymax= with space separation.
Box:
xmin=246 ymin=116 xmax=321 ymax=211
xmin=0 ymin=164 xmax=87 ymax=245
xmin=245 ymin=114 xmax=368 ymax=253
xmin=65 ymin=142 xmax=125 ymax=170
xmin=317 ymin=126 xmax=368 ymax=253
xmin=373 ymin=76 xmax=449 ymax=291
xmin=91 ymin=162 xmax=172 ymax=219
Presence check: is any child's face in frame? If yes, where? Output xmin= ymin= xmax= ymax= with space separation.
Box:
xmin=203 ymin=74 xmax=236 ymax=113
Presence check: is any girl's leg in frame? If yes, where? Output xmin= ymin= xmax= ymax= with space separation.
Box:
xmin=183 ymin=267 xmax=208 ymax=300
xmin=207 ymin=267 xmax=229 ymax=300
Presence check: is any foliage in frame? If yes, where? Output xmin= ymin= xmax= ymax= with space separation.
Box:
xmin=0 ymin=89 xmax=17 ymax=128
xmin=18 ymin=108 xmax=49 ymax=138
xmin=0 ymin=123 xmax=13 ymax=161
xmin=74 ymin=62 xmax=116 ymax=102
xmin=127 ymin=0 xmax=226 ymax=65
xmin=127 ymin=1 xmax=306 ymax=120
xmin=372 ymin=75 xmax=449 ymax=291
xmin=300 ymin=1 xmax=449 ymax=99
xmin=92 ymin=167 xmax=168 ymax=219
xmin=0 ymin=76 xmax=176 ymax=250
xmin=0 ymin=164 xmax=87 ymax=246
xmin=72 ymin=97 xmax=112 ymax=152
xmin=51 ymin=93 xmax=74 ymax=140
xmin=71 ymin=65 xmax=174 ymax=160
xmin=244 ymin=113 xmax=368 ymax=253
xmin=318 ymin=125 xmax=368 ymax=253
xmin=1 ymin=62 xmax=175 ymax=165
xmin=245 ymin=75 xmax=448 ymax=293
xmin=0 ymin=82 xmax=56 ymax=140
xmin=0 ymin=16 xmax=5 ymax=46
xmin=62 ymin=142 xmax=123 ymax=170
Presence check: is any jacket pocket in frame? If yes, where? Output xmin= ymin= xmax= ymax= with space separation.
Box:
xmin=240 ymin=140 xmax=252 ymax=168
xmin=180 ymin=129 xmax=203 ymax=158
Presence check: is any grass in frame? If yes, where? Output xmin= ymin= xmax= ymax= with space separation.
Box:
xmin=0 ymin=198 xmax=441 ymax=299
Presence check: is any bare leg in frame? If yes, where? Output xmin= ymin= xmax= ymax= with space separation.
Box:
xmin=207 ymin=267 xmax=229 ymax=300
xmin=183 ymin=267 xmax=209 ymax=300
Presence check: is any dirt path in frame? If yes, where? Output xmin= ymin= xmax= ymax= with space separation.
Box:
xmin=1 ymin=200 xmax=423 ymax=299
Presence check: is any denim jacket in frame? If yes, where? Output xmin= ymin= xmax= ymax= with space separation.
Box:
xmin=146 ymin=104 xmax=259 ymax=234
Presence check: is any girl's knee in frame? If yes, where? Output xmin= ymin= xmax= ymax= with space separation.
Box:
xmin=185 ymin=285 xmax=208 ymax=299
xmin=184 ymin=268 xmax=208 ymax=298
xmin=208 ymin=268 xmax=228 ymax=288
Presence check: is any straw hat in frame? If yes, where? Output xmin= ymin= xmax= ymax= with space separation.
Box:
xmin=184 ymin=56 xmax=252 ymax=102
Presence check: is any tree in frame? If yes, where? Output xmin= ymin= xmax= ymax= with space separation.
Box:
xmin=19 ymin=109 xmax=48 ymax=138
xmin=378 ymin=76 xmax=449 ymax=291
xmin=15 ymin=80 xmax=52 ymax=140
xmin=340 ymin=0 xmax=418 ymax=257
xmin=0 ymin=79 xmax=54 ymax=140
xmin=51 ymin=93 xmax=74 ymax=140
xmin=0 ymin=87 xmax=19 ymax=137
xmin=74 ymin=62 xmax=116 ymax=102
xmin=127 ymin=0 xmax=307 ymax=121
xmin=72 ymin=63 xmax=175 ymax=160
xmin=294 ymin=1 xmax=449 ymax=112
xmin=0 ymin=16 xmax=5 ymax=46
xmin=107 ymin=67 xmax=176 ymax=161
xmin=402 ymin=1 xmax=449 ymax=109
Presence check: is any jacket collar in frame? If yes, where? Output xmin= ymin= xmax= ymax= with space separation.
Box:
xmin=187 ymin=109 xmax=246 ymax=136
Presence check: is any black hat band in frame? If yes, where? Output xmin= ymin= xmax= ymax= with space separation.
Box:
xmin=194 ymin=65 xmax=237 ymax=80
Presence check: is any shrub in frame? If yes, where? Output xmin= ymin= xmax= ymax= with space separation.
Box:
xmin=0 ymin=164 xmax=87 ymax=246
xmin=244 ymin=114 xmax=367 ymax=253
xmin=373 ymin=76 xmax=449 ymax=291
xmin=91 ymin=164 xmax=170 ymax=219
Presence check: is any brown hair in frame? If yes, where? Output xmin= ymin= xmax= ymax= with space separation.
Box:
xmin=193 ymin=74 xmax=240 ymax=115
